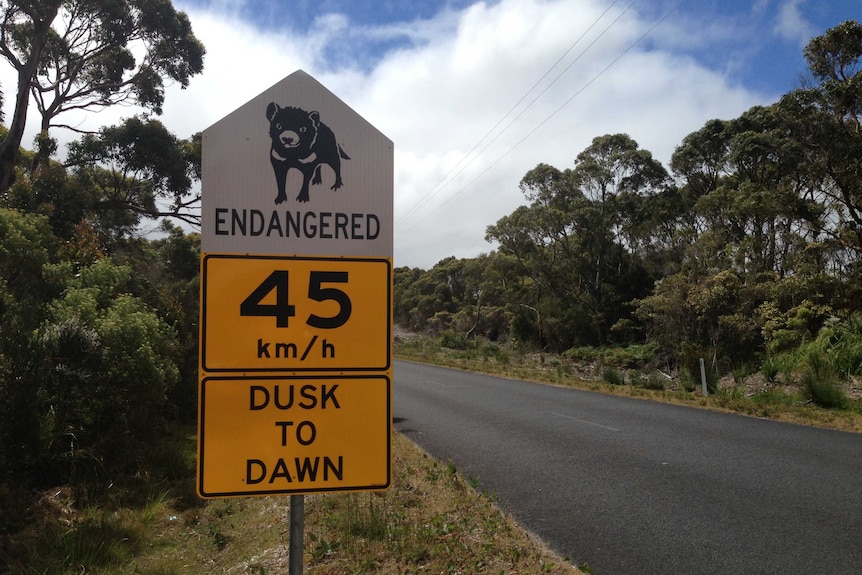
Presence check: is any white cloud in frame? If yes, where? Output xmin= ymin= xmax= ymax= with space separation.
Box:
xmin=774 ymin=0 xmax=816 ymax=46
xmin=3 ymin=0 xmax=768 ymax=269
xmin=328 ymin=0 xmax=761 ymax=268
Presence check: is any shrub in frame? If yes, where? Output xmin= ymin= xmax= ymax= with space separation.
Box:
xmin=762 ymin=357 xmax=780 ymax=384
xmin=562 ymin=346 xmax=601 ymax=363
xmin=33 ymin=260 xmax=180 ymax=491
xmin=606 ymin=342 xmax=661 ymax=369
xmin=602 ymin=368 xmax=625 ymax=386
xmin=437 ymin=330 xmax=467 ymax=350
xmin=815 ymin=315 xmax=862 ymax=377
xmin=751 ymin=389 xmax=794 ymax=406
xmin=801 ymin=351 xmax=847 ymax=409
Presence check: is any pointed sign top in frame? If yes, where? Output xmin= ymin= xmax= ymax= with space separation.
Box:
xmin=201 ymin=70 xmax=393 ymax=258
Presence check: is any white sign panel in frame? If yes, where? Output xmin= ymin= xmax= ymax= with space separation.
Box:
xmin=201 ymin=70 xmax=393 ymax=258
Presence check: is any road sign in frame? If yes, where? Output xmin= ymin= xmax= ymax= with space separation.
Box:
xmin=200 ymin=69 xmax=393 ymax=257
xmin=201 ymin=254 xmax=391 ymax=372
xmin=197 ymin=70 xmax=393 ymax=499
xmin=198 ymin=375 xmax=390 ymax=497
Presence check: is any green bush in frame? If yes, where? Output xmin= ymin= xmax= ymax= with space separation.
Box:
xmin=30 ymin=259 xmax=181 ymax=491
xmin=761 ymin=357 xmax=780 ymax=384
xmin=605 ymin=343 xmax=661 ymax=368
xmin=801 ymin=351 xmax=847 ymax=409
xmin=438 ymin=330 xmax=467 ymax=350
xmin=751 ymin=389 xmax=795 ymax=406
xmin=562 ymin=342 xmax=659 ymax=369
xmin=562 ymin=346 xmax=601 ymax=363
xmin=715 ymin=386 xmax=745 ymax=407
xmin=814 ymin=315 xmax=862 ymax=377
xmin=602 ymin=368 xmax=625 ymax=385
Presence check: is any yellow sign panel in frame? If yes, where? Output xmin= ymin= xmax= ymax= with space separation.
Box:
xmin=198 ymin=375 xmax=391 ymax=498
xmin=201 ymin=254 xmax=391 ymax=372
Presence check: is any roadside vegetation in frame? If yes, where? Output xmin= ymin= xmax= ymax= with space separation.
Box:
xmin=394 ymin=20 xmax=862 ymax=435
xmin=394 ymin=331 xmax=862 ymax=433
xmin=2 ymin=431 xmax=582 ymax=575
xmin=1 ymin=8 xmax=861 ymax=573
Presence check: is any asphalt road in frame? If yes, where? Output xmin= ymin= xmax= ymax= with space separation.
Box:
xmin=392 ymin=360 xmax=862 ymax=575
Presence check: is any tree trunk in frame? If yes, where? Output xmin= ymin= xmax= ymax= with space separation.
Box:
xmin=0 ymin=10 xmax=58 ymax=193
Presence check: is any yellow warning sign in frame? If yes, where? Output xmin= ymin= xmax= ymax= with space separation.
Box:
xmin=201 ymin=254 xmax=391 ymax=372
xmin=198 ymin=375 xmax=390 ymax=498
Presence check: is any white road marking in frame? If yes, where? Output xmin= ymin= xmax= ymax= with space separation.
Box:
xmin=549 ymin=411 xmax=620 ymax=432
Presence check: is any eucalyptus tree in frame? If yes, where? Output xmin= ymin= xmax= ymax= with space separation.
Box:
xmin=681 ymin=106 xmax=819 ymax=275
xmin=65 ymin=116 xmax=202 ymax=237
xmin=0 ymin=0 xmax=205 ymax=190
xmin=640 ymin=99 xmax=834 ymax=370
xmin=569 ymin=134 xmax=669 ymax=327
xmin=777 ymin=20 xmax=862 ymax=257
xmin=486 ymin=163 xmax=595 ymax=348
xmin=393 ymin=258 xmax=461 ymax=333
xmin=487 ymin=135 xmax=667 ymax=348
xmin=0 ymin=0 xmax=61 ymax=190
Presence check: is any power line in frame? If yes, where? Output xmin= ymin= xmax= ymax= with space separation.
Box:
xmin=400 ymin=0 xmax=688 ymax=232
xmin=396 ymin=0 xmax=628 ymax=226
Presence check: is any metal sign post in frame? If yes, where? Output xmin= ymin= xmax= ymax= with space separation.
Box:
xmin=289 ymin=495 xmax=305 ymax=574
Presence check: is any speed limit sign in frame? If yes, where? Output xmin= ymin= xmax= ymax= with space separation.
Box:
xmin=200 ymin=254 xmax=391 ymax=372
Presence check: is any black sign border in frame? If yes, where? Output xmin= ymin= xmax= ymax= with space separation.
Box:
xmin=197 ymin=374 xmax=392 ymax=499
xmin=201 ymin=253 xmax=392 ymax=372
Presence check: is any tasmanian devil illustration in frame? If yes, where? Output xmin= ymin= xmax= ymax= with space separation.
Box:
xmin=266 ymin=103 xmax=350 ymax=204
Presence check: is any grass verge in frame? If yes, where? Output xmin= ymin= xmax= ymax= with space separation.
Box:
xmin=395 ymin=334 xmax=862 ymax=434
xmin=2 ymin=432 xmax=582 ymax=574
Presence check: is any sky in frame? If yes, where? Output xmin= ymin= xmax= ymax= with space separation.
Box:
xmin=3 ymin=0 xmax=861 ymax=269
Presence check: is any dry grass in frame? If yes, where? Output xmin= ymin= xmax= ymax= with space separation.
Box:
xmin=394 ymin=335 xmax=862 ymax=434
xmin=301 ymin=433 xmax=580 ymax=574
xmin=17 ymin=433 xmax=581 ymax=574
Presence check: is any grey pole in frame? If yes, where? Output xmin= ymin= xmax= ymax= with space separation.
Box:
xmin=699 ymin=357 xmax=708 ymax=396
xmin=289 ymin=494 xmax=305 ymax=575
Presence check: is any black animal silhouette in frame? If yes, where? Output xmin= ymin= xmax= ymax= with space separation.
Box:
xmin=266 ymin=103 xmax=350 ymax=203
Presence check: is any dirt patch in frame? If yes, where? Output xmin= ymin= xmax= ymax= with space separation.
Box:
xmin=393 ymin=324 xmax=420 ymax=342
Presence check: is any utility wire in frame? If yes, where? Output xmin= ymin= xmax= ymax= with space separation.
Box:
xmin=396 ymin=0 xmax=626 ymax=226
xmin=400 ymin=0 xmax=688 ymax=232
